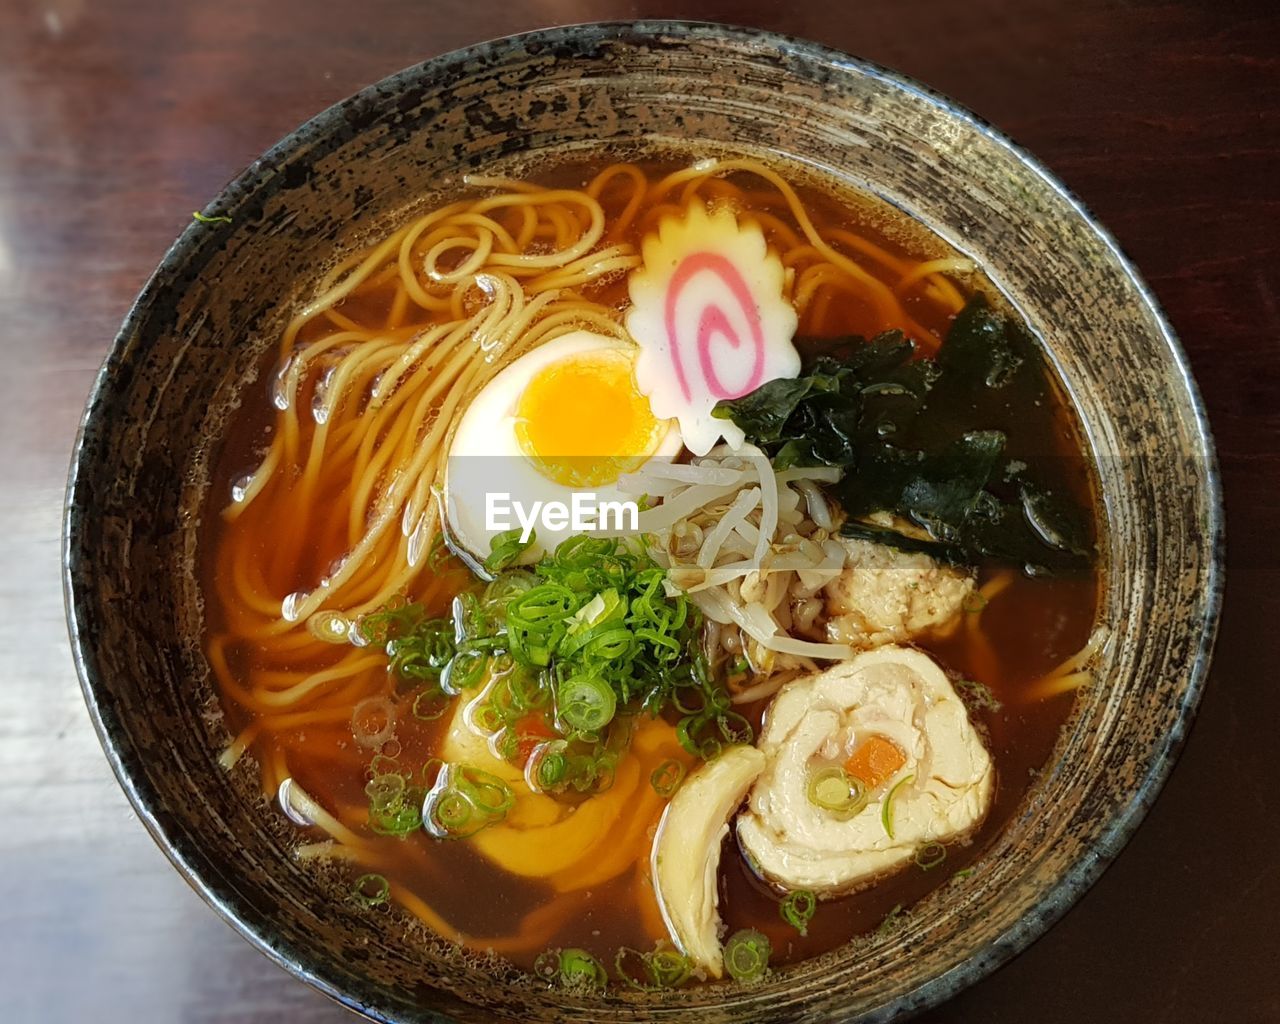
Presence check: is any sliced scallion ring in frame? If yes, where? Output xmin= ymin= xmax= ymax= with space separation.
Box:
xmin=647 ymin=947 xmax=692 ymax=988
xmin=306 ymin=609 xmax=351 ymax=644
xmin=649 ymin=759 xmax=686 ymax=798
xmin=351 ymin=695 xmax=395 ymax=749
xmin=424 ymin=788 xmax=476 ymax=838
xmin=529 ymin=740 xmax=570 ymax=791
xmin=914 ymin=841 xmax=947 ymax=870
xmin=411 ymin=687 xmax=451 ymax=721
xmin=723 ymin=928 xmax=771 ymax=982
xmin=364 ymin=772 xmax=406 ymax=808
xmin=558 ymin=676 xmax=617 ymax=733
xmin=780 ymin=889 xmax=817 ymax=935
xmin=455 ymin=766 xmax=515 ymax=816
xmin=351 ymin=873 xmax=390 ymax=907
xmin=556 ymin=948 xmax=606 ymax=988
xmin=532 ymin=949 xmax=561 ymax=983
xmin=881 ymin=773 xmax=915 ymax=839
xmin=806 ymin=766 xmax=868 ymax=819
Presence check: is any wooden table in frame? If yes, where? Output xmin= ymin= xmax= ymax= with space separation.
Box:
xmin=3 ymin=2 xmax=1276 ymax=1021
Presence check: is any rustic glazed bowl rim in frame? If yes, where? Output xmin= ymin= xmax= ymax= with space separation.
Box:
xmin=64 ymin=19 xmax=1224 ymax=1023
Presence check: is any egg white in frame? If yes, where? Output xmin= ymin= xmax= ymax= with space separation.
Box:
xmin=445 ymin=330 xmax=684 ymax=564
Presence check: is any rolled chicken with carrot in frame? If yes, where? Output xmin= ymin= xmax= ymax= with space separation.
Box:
xmin=737 ymin=646 xmax=995 ymax=895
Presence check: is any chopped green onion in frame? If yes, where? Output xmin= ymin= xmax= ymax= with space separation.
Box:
xmin=366 ymin=753 xmax=404 ymax=779
xmin=675 ymin=710 xmax=743 ymax=760
xmin=365 ymin=773 xmax=406 ymax=806
xmin=505 ymin=584 xmax=575 ymax=666
xmin=192 ymin=210 xmax=232 ymax=224
xmin=454 ymin=765 xmax=515 ymax=816
xmin=649 ymin=759 xmax=686 ymax=798
xmin=370 ymin=802 xmax=422 ymax=836
xmin=716 ymin=710 xmax=754 ymax=745
xmin=552 ymin=947 xmax=606 ymax=988
xmin=723 ymin=928 xmax=771 ymax=982
xmin=558 ymin=676 xmax=617 ymax=733
xmin=614 ymin=945 xmax=692 ymax=989
xmin=357 ymin=596 xmax=415 ymax=644
xmin=441 ymin=648 xmax=486 ymax=693
xmin=613 ymin=947 xmax=652 ymax=990
xmin=365 ymin=771 xmax=422 ymax=837
xmin=471 ymin=701 xmax=504 ymax=735
xmin=807 ymin=766 xmax=868 ymax=819
xmin=426 ymin=531 xmax=454 ymax=572
xmin=914 ymin=842 xmax=947 ymax=870
xmin=524 ymin=736 xmax=620 ymax=796
xmin=424 ymin=789 xmax=477 ymax=838
xmin=351 ymin=696 xmax=395 ymax=749
xmin=671 ymin=688 xmax=705 ymax=717
xmin=369 ymin=534 xmax=736 ymax=783
xmin=450 ymin=592 xmax=494 ymax=643
xmin=530 ymin=740 xmax=569 ymax=791
xmin=647 ymin=947 xmax=692 ymax=988
xmin=306 ymin=610 xmax=351 ymax=644
xmin=483 ymin=569 xmax=536 ymax=609
xmin=881 ymin=773 xmax=915 ymax=839
xmin=952 ymin=867 xmax=977 ymax=882
xmin=358 ymin=599 xmax=456 ymax=684
xmin=351 ymin=873 xmax=389 ymax=907
xmin=394 ymin=620 xmax=456 ymax=681
xmin=485 ymin=528 xmax=535 ymax=573
xmin=675 ymin=713 xmax=704 ymax=756
xmin=780 ymin=889 xmax=817 ymax=936
xmin=532 ymin=949 xmax=561 ymax=982
xmin=583 ymin=749 xmax=618 ymax=793
xmin=422 ymin=762 xmax=513 ymax=839
xmin=505 ymin=666 xmax=549 ymax=711
xmin=412 ymin=687 xmax=451 ymax=721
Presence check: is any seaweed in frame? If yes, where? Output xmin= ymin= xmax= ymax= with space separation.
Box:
xmin=713 ymin=296 xmax=1093 ymax=575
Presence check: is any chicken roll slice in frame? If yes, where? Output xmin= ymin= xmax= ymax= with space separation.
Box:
xmin=737 ymin=647 xmax=993 ymax=895
xmin=824 ymin=537 xmax=975 ymax=649
xmin=651 ymin=746 xmax=766 ymax=978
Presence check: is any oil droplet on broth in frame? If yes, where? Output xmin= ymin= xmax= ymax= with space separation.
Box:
xmin=281 ymin=590 xmax=310 ymax=622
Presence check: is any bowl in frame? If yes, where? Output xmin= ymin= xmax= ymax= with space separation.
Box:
xmin=64 ymin=20 xmax=1223 ymax=1024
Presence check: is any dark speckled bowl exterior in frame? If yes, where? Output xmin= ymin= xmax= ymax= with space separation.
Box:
xmin=64 ymin=21 xmax=1222 ymax=1024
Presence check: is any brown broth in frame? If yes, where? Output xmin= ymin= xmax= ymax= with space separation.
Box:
xmin=201 ymin=153 xmax=1101 ymax=979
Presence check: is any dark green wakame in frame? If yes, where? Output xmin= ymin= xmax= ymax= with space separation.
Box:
xmin=713 ymin=296 xmax=1093 ymax=576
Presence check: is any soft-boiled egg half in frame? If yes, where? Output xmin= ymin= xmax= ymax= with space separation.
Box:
xmin=446 ymin=331 xmax=683 ymax=563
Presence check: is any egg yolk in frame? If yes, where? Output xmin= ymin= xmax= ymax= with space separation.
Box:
xmin=514 ymin=349 xmax=668 ymax=487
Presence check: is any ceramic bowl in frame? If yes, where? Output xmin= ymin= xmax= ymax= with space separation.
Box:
xmin=64 ymin=21 xmax=1223 ymax=1023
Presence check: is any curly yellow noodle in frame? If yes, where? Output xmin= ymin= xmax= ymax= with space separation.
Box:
xmin=895 ymin=256 xmax=973 ymax=304
xmin=590 ymin=163 xmax=646 ymax=241
xmin=636 ymin=201 xmax=686 ymax=235
xmin=385 ymin=283 xmax=410 ymax=330
xmin=807 ymin=286 xmax=838 ymax=337
xmin=424 ymin=231 xmax=494 ymax=284
xmin=287 ymin=226 xmax=413 ymax=347
xmin=742 ymin=209 xmax=805 ymax=250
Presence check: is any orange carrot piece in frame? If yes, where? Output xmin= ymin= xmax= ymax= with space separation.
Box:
xmin=844 ymin=735 xmax=907 ymax=791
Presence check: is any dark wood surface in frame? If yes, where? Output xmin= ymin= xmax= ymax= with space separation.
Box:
xmin=2 ymin=1 xmax=1276 ymax=1021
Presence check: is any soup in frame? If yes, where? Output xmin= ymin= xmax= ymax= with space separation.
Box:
xmin=203 ymin=153 xmax=1100 ymax=988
